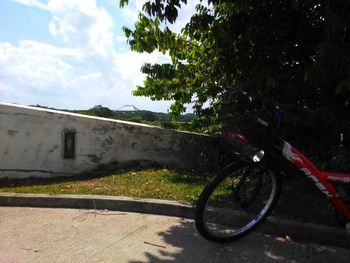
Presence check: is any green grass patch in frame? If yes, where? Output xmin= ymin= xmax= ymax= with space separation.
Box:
xmin=0 ymin=168 xmax=339 ymax=226
xmin=0 ymin=169 xmax=209 ymax=203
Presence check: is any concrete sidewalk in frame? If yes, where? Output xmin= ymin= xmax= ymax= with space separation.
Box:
xmin=1 ymin=193 xmax=349 ymax=248
xmin=0 ymin=207 xmax=349 ymax=263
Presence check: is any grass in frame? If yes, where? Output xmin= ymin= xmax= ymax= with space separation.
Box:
xmin=0 ymin=168 xmax=338 ymax=226
xmin=0 ymin=168 xmax=209 ymax=203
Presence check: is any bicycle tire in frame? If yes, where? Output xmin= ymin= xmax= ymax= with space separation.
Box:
xmin=195 ymin=161 xmax=280 ymax=243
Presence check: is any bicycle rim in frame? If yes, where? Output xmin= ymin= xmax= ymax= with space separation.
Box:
xmin=200 ymin=165 xmax=278 ymax=241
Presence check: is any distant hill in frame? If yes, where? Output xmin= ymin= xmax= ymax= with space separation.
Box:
xmin=30 ymin=104 xmax=224 ymax=133
xmin=31 ymin=104 xmax=196 ymax=125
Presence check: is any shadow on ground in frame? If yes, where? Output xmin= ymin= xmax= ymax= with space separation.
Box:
xmin=129 ymin=219 xmax=350 ymax=263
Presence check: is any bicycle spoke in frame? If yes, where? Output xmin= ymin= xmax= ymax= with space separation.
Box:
xmin=195 ymin=163 xmax=279 ymax=242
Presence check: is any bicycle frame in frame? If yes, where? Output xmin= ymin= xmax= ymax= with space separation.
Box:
xmin=281 ymin=140 xmax=350 ymax=220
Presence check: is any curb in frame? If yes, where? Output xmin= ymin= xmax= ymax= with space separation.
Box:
xmin=0 ymin=192 xmax=349 ymax=248
xmin=0 ymin=193 xmax=195 ymax=219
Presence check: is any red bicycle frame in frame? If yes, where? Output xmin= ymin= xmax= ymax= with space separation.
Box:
xmin=282 ymin=140 xmax=350 ymax=220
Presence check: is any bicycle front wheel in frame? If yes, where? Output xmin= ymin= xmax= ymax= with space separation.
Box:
xmin=195 ymin=162 xmax=280 ymax=243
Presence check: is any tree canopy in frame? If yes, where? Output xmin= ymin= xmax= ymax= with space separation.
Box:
xmin=120 ymin=0 xmax=350 ymax=170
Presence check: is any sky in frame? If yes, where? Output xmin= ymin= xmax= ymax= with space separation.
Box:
xmin=0 ymin=0 xmax=198 ymax=112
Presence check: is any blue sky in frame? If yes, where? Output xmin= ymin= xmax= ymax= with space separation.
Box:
xmin=0 ymin=0 xmax=197 ymax=112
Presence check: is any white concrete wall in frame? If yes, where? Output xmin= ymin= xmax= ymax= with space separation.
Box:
xmin=0 ymin=103 xmax=219 ymax=179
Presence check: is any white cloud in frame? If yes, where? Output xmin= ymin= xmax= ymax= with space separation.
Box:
xmin=0 ymin=81 xmax=13 ymax=101
xmin=11 ymin=0 xmax=48 ymax=10
xmin=0 ymin=41 xmax=77 ymax=90
xmin=48 ymin=0 xmax=114 ymax=57
xmin=1 ymin=0 xmax=177 ymax=112
xmin=115 ymin=35 xmax=127 ymax=43
xmin=0 ymin=41 xmax=107 ymax=108
xmin=167 ymin=1 xmax=200 ymax=33
xmin=0 ymin=39 xmax=172 ymax=111
xmin=121 ymin=0 xmax=145 ymax=22
xmin=113 ymin=51 xmax=170 ymax=86
xmin=16 ymin=40 xmax=84 ymax=58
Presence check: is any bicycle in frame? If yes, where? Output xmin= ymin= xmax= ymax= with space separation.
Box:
xmin=195 ymin=104 xmax=350 ymax=243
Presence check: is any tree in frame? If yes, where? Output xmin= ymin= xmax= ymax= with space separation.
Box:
xmin=120 ymin=0 xmax=350 ymax=169
xmin=89 ymin=105 xmax=114 ymax=118
xmin=140 ymin=111 xmax=158 ymax=122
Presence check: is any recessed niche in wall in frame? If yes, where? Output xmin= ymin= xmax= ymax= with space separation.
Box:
xmin=63 ymin=130 xmax=76 ymax=159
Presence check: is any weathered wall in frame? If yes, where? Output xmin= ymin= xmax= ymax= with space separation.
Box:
xmin=0 ymin=103 xmax=220 ymax=179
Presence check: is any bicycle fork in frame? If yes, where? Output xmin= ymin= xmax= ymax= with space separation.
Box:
xmin=232 ymin=166 xmax=264 ymax=208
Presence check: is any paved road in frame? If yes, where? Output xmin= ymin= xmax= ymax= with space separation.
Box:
xmin=0 ymin=207 xmax=349 ymax=263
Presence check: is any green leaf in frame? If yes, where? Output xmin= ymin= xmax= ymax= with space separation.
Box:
xmin=117 ymin=0 xmax=350 ymax=156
